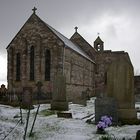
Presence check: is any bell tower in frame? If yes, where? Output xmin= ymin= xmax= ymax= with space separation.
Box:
xmin=94 ymin=36 xmax=104 ymax=52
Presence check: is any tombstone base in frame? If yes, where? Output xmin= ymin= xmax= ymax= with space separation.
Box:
xmin=51 ymin=101 xmax=68 ymax=111
xmin=118 ymin=109 xmax=137 ymax=123
xmin=57 ymin=112 xmax=72 ymax=118
xmin=73 ymin=100 xmax=87 ymax=106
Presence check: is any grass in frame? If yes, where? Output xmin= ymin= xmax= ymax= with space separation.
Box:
xmin=99 ymin=134 xmax=118 ymax=140
xmin=39 ymin=109 xmax=56 ymax=116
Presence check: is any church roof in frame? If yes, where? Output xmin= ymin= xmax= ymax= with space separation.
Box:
xmin=7 ymin=13 xmax=94 ymax=63
xmin=46 ymin=24 xmax=94 ymax=63
xmin=70 ymin=31 xmax=97 ymax=52
xmin=94 ymin=36 xmax=104 ymax=43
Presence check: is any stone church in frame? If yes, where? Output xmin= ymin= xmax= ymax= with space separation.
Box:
xmin=7 ymin=9 xmax=96 ymax=101
xmin=6 ymin=8 xmax=134 ymax=102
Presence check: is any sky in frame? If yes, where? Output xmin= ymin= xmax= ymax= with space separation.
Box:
xmin=0 ymin=0 xmax=140 ymax=86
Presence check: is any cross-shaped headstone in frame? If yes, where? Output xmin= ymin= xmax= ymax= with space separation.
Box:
xmin=75 ymin=26 xmax=78 ymax=32
xmin=36 ymin=81 xmax=43 ymax=102
xmin=32 ymin=7 xmax=37 ymax=14
xmin=36 ymin=81 xmax=43 ymax=90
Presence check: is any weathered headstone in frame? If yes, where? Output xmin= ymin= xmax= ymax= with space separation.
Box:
xmin=107 ymin=56 xmax=137 ymax=121
xmin=95 ymin=97 xmax=118 ymax=125
xmin=81 ymin=91 xmax=87 ymax=106
xmin=51 ymin=74 xmax=68 ymax=111
xmin=35 ymin=81 xmax=43 ymax=103
xmin=73 ymin=91 xmax=87 ymax=106
xmin=136 ymin=130 xmax=140 ymax=140
xmin=22 ymin=87 xmax=32 ymax=108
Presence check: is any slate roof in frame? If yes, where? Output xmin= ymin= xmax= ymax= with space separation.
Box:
xmin=46 ymin=24 xmax=94 ymax=63
xmin=94 ymin=36 xmax=104 ymax=43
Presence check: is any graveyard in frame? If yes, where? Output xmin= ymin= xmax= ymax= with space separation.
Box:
xmin=0 ymin=71 xmax=140 ymax=139
xmin=0 ymin=4 xmax=140 ymax=140
xmin=0 ymin=97 xmax=139 ymax=140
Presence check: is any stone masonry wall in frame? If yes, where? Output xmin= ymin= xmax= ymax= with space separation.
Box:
xmin=7 ymin=14 xmax=64 ymax=94
xmin=7 ymin=14 xmax=95 ymax=102
xmin=70 ymin=32 xmax=96 ymax=60
xmin=64 ymin=48 xmax=95 ymax=101
xmin=135 ymin=76 xmax=140 ymax=94
xmin=134 ymin=76 xmax=140 ymax=102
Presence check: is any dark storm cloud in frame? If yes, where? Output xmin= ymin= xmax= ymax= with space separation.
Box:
xmin=38 ymin=0 xmax=140 ymax=27
xmin=0 ymin=0 xmax=140 ymax=43
xmin=0 ymin=0 xmax=140 ymax=85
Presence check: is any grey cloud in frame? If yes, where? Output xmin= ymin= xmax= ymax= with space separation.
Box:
xmin=0 ymin=0 xmax=140 ymax=74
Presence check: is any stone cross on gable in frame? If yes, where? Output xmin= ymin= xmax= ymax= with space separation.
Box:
xmin=75 ymin=26 xmax=78 ymax=32
xmin=97 ymin=32 xmax=100 ymax=36
xmin=32 ymin=7 xmax=37 ymax=14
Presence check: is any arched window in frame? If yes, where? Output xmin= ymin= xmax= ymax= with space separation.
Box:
xmin=30 ymin=46 xmax=34 ymax=80
xmin=45 ymin=49 xmax=51 ymax=81
xmin=97 ymin=44 xmax=101 ymax=51
xmin=16 ymin=53 xmax=20 ymax=81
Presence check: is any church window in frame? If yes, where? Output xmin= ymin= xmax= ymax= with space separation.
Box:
xmin=97 ymin=44 xmax=101 ymax=51
xmin=16 ymin=53 xmax=20 ymax=81
xmin=45 ymin=49 xmax=51 ymax=81
xmin=30 ymin=46 xmax=35 ymax=80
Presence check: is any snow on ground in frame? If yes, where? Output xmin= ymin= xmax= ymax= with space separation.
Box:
xmin=0 ymin=98 xmax=140 ymax=140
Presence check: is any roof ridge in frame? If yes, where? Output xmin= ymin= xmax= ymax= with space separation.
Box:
xmin=40 ymin=19 xmax=94 ymax=62
xmin=71 ymin=32 xmax=96 ymax=51
xmin=6 ymin=13 xmax=36 ymax=49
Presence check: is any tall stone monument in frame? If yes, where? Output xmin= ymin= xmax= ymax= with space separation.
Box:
xmin=107 ymin=56 xmax=137 ymax=121
xmin=51 ymin=74 xmax=68 ymax=111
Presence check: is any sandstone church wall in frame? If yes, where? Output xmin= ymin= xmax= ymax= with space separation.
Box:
xmin=64 ymin=48 xmax=95 ymax=101
xmin=7 ymin=14 xmax=64 ymax=94
xmin=7 ymin=14 xmax=95 ymax=102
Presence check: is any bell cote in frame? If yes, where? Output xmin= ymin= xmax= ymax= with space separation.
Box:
xmin=94 ymin=36 xmax=104 ymax=52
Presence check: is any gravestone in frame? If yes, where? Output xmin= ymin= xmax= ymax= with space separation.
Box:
xmin=136 ymin=130 xmax=140 ymax=140
xmin=73 ymin=91 xmax=87 ymax=106
xmin=22 ymin=87 xmax=33 ymax=108
xmin=95 ymin=97 xmax=118 ymax=125
xmin=51 ymin=74 xmax=68 ymax=111
xmin=107 ymin=56 xmax=137 ymax=121
xmin=80 ymin=91 xmax=87 ymax=106
xmin=34 ymin=81 xmax=44 ymax=103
